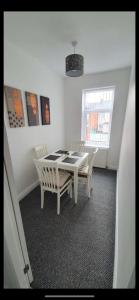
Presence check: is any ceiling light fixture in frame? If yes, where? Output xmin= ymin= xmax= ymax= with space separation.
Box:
xmin=65 ymin=41 xmax=84 ymax=77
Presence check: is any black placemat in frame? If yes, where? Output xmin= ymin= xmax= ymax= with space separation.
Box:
xmin=55 ymin=150 xmax=69 ymax=155
xmin=72 ymin=152 xmax=85 ymax=157
xmin=44 ymin=155 xmax=60 ymax=161
xmin=62 ymin=157 xmax=78 ymax=164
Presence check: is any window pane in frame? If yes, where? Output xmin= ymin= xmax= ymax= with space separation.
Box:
xmin=82 ymin=88 xmax=114 ymax=148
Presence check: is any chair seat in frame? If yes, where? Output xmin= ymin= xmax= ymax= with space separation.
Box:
xmin=78 ymin=165 xmax=89 ymax=177
xmin=42 ymin=170 xmax=71 ymax=188
xmin=58 ymin=170 xmax=71 ymax=187
xmin=70 ymin=165 xmax=89 ymax=178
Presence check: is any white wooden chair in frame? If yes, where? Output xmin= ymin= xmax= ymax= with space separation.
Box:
xmin=77 ymin=148 xmax=98 ymax=198
xmin=34 ymin=159 xmax=72 ymax=215
xmin=71 ymin=140 xmax=86 ymax=152
xmin=33 ymin=144 xmax=48 ymax=159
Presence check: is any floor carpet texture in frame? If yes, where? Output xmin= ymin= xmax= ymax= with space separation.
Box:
xmin=20 ymin=167 xmax=116 ymax=289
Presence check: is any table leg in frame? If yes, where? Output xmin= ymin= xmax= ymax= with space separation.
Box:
xmin=74 ymin=168 xmax=78 ymax=204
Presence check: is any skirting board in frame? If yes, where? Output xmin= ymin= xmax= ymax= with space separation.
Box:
xmin=94 ymin=164 xmax=117 ymax=171
xmin=18 ymin=180 xmax=39 ymax=202
xmin=106 ymin=166 xmax=117 ymax=171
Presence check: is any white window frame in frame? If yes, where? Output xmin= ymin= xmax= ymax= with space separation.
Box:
xmin=81 ymin=86 xmax=115 ymax=149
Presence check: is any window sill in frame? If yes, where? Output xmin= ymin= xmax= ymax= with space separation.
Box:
xmin=85 ymin=144 xmax=109 ymax=149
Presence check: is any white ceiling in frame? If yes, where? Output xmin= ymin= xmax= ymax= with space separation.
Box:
xmin=4 ymin=11 xmax=135 ymax=77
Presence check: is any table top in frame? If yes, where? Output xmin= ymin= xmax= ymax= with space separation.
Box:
xmin=39 ymin=149 xmax=89 ymax=170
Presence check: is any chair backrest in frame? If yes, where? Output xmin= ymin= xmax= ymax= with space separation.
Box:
xmin=34 ymin=159 xmax=59 ymax=190
xmin=33 ymin=144 xmax=48 ymax=159
xmin=71 ymin=140 xmax=86 ymax=152
xmin=88 ymin=148 xmax=98 ymax=175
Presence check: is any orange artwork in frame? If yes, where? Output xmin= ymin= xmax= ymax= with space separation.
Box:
xmin=25 ymin=92 xmax=39 ymax=126
xmin=44 ymin=103 xmax=50 ymax=124
xmin=12 ymin=89 xmax=23 ymax=119
xmin=4 ymin=86 xmax=25 ymax=128
xmin=40 ymin=96 xmax=50 ymax=125
xmin=29 ymin=94 xmax=37 ymax=115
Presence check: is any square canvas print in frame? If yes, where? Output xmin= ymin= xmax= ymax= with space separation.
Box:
xmin=40 ymin=96 xmax=50 ymax=125
xmin=25 ymin=92 xmax=39 ymax=126
xmin=4 ymin=86 xmax=25 ymax=128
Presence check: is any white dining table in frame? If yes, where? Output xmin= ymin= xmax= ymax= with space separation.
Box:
xmin=39 ymin=150 xmax=89 ymax=204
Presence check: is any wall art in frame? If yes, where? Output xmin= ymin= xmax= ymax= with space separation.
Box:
xmin=4 ymin=85 xmax=25 ymax=128
xmin=25 ymin=91 xmax=39 ymax=126
xmin=40 ymin=96 xmax=50 ymax=125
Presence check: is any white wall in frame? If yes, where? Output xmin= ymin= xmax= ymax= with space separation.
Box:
xmin=4 ymin=40 xmax=65 ymax=199
xmin=64 ymin=67 xmax=131 ymax=170
xmin=113 ymin=63 xmax=135 ymax=288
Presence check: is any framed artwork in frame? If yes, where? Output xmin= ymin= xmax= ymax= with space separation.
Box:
xmin=4 ymin=86 xmax=25 ymax=128
xmin=40 ymin=96 xmax=50 ymax=125
xmin=25 ymin=92 xmax=39 ymax=126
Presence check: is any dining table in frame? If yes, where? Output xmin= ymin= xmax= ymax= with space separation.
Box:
xmin=39 ymin=149 xmax=89 ymax=204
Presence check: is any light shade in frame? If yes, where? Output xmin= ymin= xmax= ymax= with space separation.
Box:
xmin=66 ymin=54 xmax=84 ymax=77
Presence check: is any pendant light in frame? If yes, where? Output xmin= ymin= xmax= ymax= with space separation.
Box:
xmin=65 ymin=41 xmax=84 ymax=77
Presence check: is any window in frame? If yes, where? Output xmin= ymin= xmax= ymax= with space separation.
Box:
xmin=81 ymin=87 xmax=115 ymax=148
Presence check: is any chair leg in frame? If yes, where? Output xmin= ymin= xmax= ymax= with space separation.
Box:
xmin=91 ymin=174 xmax=93 ymax=193
xmin=87 ymin=177 xmax=91 ymax=198
xmin=57 ymin=192 xmax=60 ymax=215
xmin=41 ymin=188 xmax=44 ymax=209
xmin=69 ymin=181 xmax=72 ymax=198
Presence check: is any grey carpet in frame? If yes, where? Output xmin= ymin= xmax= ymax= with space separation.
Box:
xmin=19 ymin=167 xmax=116 ymax=289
